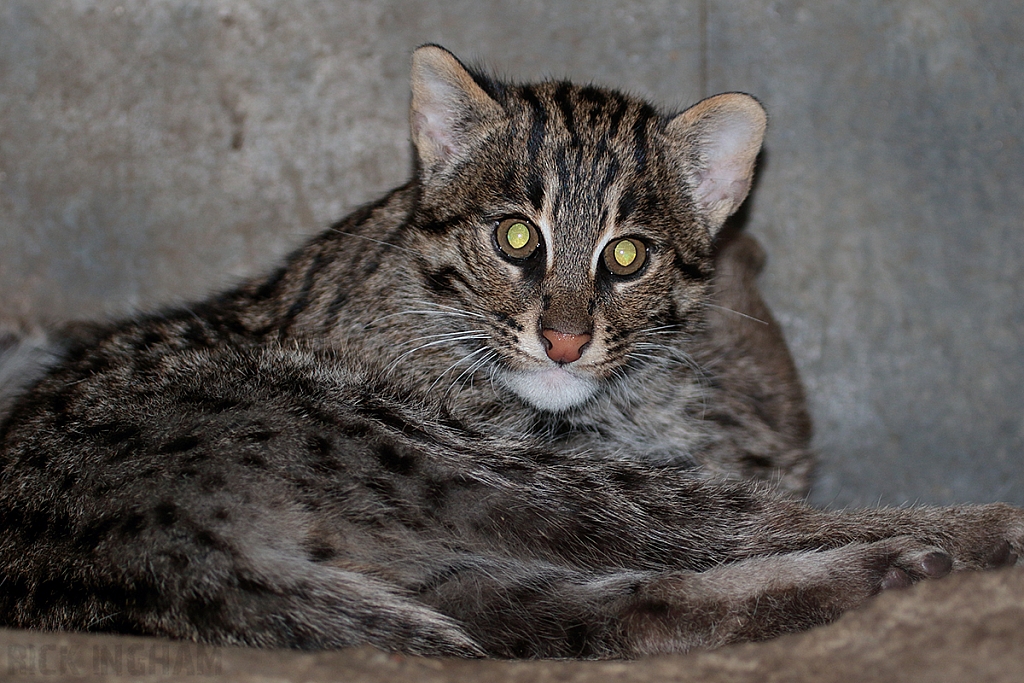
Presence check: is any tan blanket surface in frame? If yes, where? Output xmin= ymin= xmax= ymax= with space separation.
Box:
xmin=2 ymin=567 xmax=1021 ymax=683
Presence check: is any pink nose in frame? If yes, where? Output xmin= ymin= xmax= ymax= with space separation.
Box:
xmin=542 ymin=329 xmax=592 ymax=363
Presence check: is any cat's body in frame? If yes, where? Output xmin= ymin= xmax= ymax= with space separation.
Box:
xmin=0 ymin=46 xmax=1021 ymax=659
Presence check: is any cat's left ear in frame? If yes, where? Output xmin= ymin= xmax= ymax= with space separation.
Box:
xmin=665 ymin=93 xmax=767 ymax=235
xmin=410 ymin=45 xmax=503 ymax=177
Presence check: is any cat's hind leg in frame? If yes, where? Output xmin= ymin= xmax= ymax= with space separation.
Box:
xmin=698 ymin=234 xmax=815 ymax=494
xmin=619 ymin=536 xmax=955 ymax=655
xmin=0 ymin=502 xmax=481 ymax=656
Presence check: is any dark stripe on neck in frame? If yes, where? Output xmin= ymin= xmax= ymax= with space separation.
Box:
xmin=278 ymin=246 xmax=330 ymax=338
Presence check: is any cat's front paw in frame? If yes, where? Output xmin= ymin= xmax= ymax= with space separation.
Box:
xmin=619 ymin=536 xmax=955 ymax=655
xmin=901 ymin=502 xmax=1024 ymax=571
xmin=980 ymin=539 xmax=1019 ymax=569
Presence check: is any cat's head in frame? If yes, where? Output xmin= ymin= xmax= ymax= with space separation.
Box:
xmin=401 ymin=45 xmax=765 ymax=413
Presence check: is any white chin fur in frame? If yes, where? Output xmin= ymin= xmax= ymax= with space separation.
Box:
xmin=498 ymin=367 xmax=600 ymax=412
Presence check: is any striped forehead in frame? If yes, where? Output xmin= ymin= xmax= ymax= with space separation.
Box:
xmin=535 ymin=175 xmax=624 ymax=278
xmin=511 ymin=83 xmax=658 ymax=276
xmin=513 ymin=81 xmax=656 ymax=140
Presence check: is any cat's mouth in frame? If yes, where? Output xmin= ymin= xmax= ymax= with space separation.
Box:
xmin=495 ymin=365 xmax=600 ymax=412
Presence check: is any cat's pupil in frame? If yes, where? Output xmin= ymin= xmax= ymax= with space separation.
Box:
xmin=614 ymin=240 xmax=637 ymax=267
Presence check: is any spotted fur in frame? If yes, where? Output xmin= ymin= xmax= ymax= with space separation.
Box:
xmin=0 ymin=46 xmax=1022 ymax=659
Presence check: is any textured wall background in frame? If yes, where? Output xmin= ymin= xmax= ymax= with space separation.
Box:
xmin=1 ymin=0 xmax=1021 ymax=508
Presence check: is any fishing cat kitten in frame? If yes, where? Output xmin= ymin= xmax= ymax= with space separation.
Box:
xmin=0 ymin=45 xmax=1021 ymax=659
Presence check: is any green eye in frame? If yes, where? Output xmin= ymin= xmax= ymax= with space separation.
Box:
xmin=495 ymin=218 xmax=540 ymax=260
xmin=603 ymin=238 xmax=647 ymax=276
xmin=507 ymin=222 xmax=531 ymax=250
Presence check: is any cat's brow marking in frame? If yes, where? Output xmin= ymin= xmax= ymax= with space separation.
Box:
xmin=591 ymin=198 xmax=621 ymax=278
xmin=538 ymin=173 xmax=561 ymax=272
xmin=537 ymin=215 xmax=555 ymax=273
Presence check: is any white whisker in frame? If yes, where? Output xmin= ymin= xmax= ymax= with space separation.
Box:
xmin=418 ymin=301 xmax=488 ymax=319
xmin=367 ymin=310 xmax=485 ymax=327
xmin=397 ymin=330 xmax=488 ymax=348
xmin=429 ymin=346 xmax=492 ymax=393
xmin=627 ymin=338 xmax=712 ymax=415
xmin=329 ymin=229 xmax=424 ymax=256
xmin=638 ymin=324 xmax=686 ymax=334
xmin=450 ymin=350 xmax=498 ymax=395
xmin=702 ymin=303 xmax=769 ymax=325
xmin=384 ymin=334 xmax=490 ymax=376
xmin=367 ymin=300 xmax=490 ymax=330
xmin=627 ymin=353 xmax=666 ymax=362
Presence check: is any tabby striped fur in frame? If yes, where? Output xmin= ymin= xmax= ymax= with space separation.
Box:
xmin=1 ymin=45 xmax=1022 ymax=658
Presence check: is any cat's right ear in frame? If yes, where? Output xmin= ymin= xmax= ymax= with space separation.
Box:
xmin=410 ymin=45 xmax=503 ymax=177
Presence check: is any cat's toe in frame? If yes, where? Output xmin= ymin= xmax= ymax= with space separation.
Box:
xmin=873 ymin=538 xmax=952 ymax=593
xmin=881 ymin=567 xmax=913 ymax=590
xmin=880 ymin=548 xmax=950 ymax=590
xmin=983 ymin=539 xmax=1017 ymax=568
xmin=893 ymin=545 xmax=951 ymax=582
xmin=976 ymin=503 xmax=1024 ymax=568
xmin=917 ymin=548 xmax=953 ymax=578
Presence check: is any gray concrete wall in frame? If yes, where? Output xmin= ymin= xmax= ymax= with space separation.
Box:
xmin=1 ymin=0 xmax=1021 ymax=508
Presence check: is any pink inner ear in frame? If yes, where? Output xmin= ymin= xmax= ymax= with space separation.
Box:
xmin=696 ymin=116 xmax=756 ymax=199
xmin=410 ymin=50 xmax=472 ymax=166
xmin=694 ymin=169 xmax=750 ymax=212
xmin=666 ymin=95 xmax=765 ymax=231
xmin=410 ymin=46 xmax=502 ymax=171
xmin=411 ymin=109 xmax=458 ymax=163
xmin=687 ymin=114 xmax=762 ymax=223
